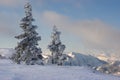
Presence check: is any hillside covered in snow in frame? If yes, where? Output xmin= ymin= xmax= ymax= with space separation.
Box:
xmin=0 ymin=48 xmax=15 ymax=59
xmin=64 ymin=52 xmax=107 ymax=67
xmin=0 ymin=48 xmax=120 ymax=80
xmin=0 ymin=48 xmax=106 ymax=67
xmin=0 ymin=59 xmax=120 ymax=80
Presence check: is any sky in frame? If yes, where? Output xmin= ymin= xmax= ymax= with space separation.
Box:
xmin=0 ymin=0 xmax=120 ymax=57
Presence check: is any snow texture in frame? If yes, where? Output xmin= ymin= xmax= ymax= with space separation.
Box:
xmin=0 ymin=59 xmax=119 ymax=80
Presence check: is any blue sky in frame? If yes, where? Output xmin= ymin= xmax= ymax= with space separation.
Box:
xmin=0 ymin=0 xmax=120 ymax=56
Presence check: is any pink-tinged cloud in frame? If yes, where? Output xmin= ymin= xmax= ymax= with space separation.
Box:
xmin=41 ymin=10 xmax=120 ymax=55
xmin=0 ymin=0 xmax=24 ymax=7
xmin=0 ymin=12 xmax=19 ymax=36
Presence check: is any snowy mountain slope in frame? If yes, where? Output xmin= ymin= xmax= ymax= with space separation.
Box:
xmin=64 ymin=52 xmax=107 ymax=67
xmin=0 ymin=48 xmax=15 ymax=58
xmin=0 ymin=59 xmax=120 ymax=80
xmin=95 ymin=61 xmax=120 ymax=76
xmin=0 ymin=48 xmax=106 ymax=67
xmin=96 ymin=53 xmax=120 ymax=62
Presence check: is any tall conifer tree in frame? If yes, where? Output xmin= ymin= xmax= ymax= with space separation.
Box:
xmin=48 ymin=26 xmax=66 ymax=65
xmin=12 ymin=2 xmax=43 ymax=65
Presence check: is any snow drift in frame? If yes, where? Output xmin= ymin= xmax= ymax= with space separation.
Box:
xmin=0 ymin=59 xmax=120 ymax=80
xmin=0 ymin=48 xmax=120 ymax=80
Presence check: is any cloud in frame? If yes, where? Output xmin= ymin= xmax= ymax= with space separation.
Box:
xmin=41 ymin=10 xmax=120 ymax=55
xmin=0 ymin=0 xmax=24 ymax=7
xmin=0 ymin=12 xmax=20 ymax=36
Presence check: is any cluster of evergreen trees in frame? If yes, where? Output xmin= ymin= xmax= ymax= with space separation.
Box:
xmin=11 ymin=2 xmax=66 ymax=65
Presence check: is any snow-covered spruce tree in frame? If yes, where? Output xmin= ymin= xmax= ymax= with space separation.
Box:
xmin=48 ymin=26 xmax=66 ymax=65
xmin=11 ymin=2 xmax=43 ymax=65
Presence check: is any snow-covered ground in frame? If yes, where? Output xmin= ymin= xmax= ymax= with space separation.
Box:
xmin=0 ymin=59 xmax=120 ymax=80
xmin=0 ymin=48 xmax=120 ymax=80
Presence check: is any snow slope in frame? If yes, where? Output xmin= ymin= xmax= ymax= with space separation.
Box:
xmin=0 ymin=48 xmax=15 ymax=58
xmin=96 ymin=53 xmax=120 ymax=62
xmin=0 ymin=48 xmax=106 ymax=67
xmin=0 ymin=59 xmax=120 ymax=80
xmin=64 ymin=52 xmax=107 ymax=67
